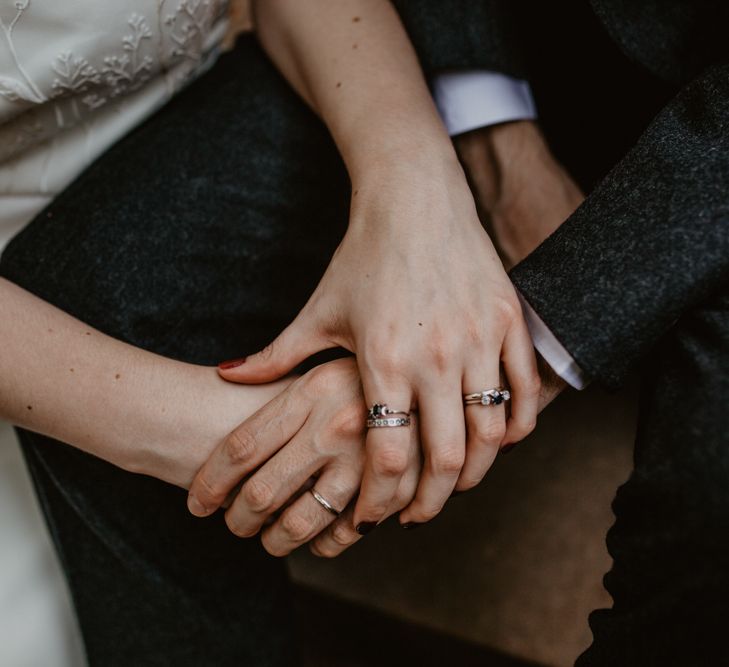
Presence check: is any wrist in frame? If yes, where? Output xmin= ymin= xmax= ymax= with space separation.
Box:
xmin=126 ymin=361 xmax=292 ymax=489
xmin=455 ymin=120 xmax=550 ymax=212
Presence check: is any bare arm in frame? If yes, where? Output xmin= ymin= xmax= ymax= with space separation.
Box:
xmin=0 ymin=277 xmax=289 ymax=488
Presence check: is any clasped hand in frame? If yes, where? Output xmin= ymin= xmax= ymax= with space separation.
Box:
xmin=187 ymin=143 xmax=550 ymax=556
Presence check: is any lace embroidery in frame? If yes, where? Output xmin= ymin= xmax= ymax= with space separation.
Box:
xmin=0 ymin=0 xmax=224 ymax=162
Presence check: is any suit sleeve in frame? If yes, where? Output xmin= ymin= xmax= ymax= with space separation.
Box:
xmin=510 ymin=62 xmax=729 ymax=389
xmin=391 ymin=0 xmax=527 ymax=78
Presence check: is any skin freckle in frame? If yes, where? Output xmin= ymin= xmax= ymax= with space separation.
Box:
xmin=352 ymin=42 xmax=358 ymax=49
xmin=85 ymin=332 xmax=91 ymax=336
xmin=336 ymin=81 xmax=342 ymax=88
xmin=26 ymin=405 xmax=32 ymax=410
xmin=115 ymin=374 xmax=121 ymax=380
xmin=69 ymin=368 xmax=74 ymax=373
xmin=352 ymin=16 xmax=361 ymax=22
xmin=47 ymin=328 xmax=54 ymax=333
xmin=418 ymin=322 xmax=423 ymax=326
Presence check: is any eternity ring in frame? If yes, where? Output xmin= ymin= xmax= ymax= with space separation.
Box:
xmin=366 ymin=403 xmax=411 ymax=429
xmin=463 ymin=388 xmax=511 ymax=406
xmin=309 ymin=488 xmax=341 ymax=517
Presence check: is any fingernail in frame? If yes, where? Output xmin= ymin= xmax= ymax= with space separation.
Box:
xmin=356 ymin=522 xmax=377 ymax=535
xmin=401 ymin=522 xmax=422 ymax=530
xmin=218 ymin=357 xmax=246 ymax=370
xmin=501 ymin=444 xmax=518 ymax=455
xmin=187 ymin=494 xmax=209 ymax=516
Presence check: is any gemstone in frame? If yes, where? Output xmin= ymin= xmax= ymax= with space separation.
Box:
xmin=371 ymin=403 xmax=386 ymax=418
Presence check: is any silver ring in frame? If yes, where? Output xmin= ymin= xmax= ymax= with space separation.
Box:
xmin=309 ymin=488 xmax=340 ymax=517
xmin=463 ymin=388 xmax=511 ymax=406
xmin=367 ymin=403 xmax=411 ymax=428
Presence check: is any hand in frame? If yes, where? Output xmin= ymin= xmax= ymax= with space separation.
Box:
xmin=455 ymin=121 xmax=584 ymax=269
xmin=218 ymin=153 xmax=540 ymax=532
xmin=188 ymin=358 xmax=422 ymax=557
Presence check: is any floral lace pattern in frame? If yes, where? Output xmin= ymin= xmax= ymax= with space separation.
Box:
xmin=0 ymin=0 xmax=226 ymax=163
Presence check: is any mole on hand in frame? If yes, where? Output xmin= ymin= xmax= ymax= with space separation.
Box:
xmin=27 ymin=405 xmax=32 ymax=411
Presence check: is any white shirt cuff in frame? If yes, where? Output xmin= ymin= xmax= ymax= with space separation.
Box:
xmin=433 ymin=71 xmax=537 ymax=137
xmin=517 ymin=292 xmax=589 ymax=390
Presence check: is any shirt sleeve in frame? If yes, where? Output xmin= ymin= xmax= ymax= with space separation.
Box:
xmin=517 ymin=293 xmax=589 ymax=390
xmin=432 ymin=71 xmax=537 ymax=136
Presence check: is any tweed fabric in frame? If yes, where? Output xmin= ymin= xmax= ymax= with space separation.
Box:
xmin=0 ymin=37 xmax=349 ymax=666
xmin=575 ymin=286 xmax=729 ymax=665
xmin=511 ymin=63 xmax=729 ymax=388
xmin=393 ymin=0 xmax=528 ymax=79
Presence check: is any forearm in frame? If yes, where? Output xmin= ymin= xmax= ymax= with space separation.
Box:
xmin=0 ymin=278 xmax=289 ymax=487
xmin=252 ymin=0 xmax=456 ymax=181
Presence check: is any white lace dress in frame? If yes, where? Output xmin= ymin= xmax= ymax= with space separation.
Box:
xmin=0 ymin=2 xmax=228 ymax=664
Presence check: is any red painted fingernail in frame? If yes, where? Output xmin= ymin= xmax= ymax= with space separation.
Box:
xmin=218 ymin=357 xmax=247 ymax=369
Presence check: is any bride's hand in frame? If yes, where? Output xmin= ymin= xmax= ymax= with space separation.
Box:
xmin=187 ymin=357 xmax=421 ymax=556
xmin=219 ymin=154 xmax=540 ymax=531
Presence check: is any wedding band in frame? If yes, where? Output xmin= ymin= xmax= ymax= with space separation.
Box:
xmin=366 ymin=402 xmax=411 ymax=428
xmin=309 ymin=488 xmax=341 ymax=517
xmin=463 ymin=388 xmax=511 ymax=406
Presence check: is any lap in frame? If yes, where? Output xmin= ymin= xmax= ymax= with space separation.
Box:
xmin=578 ymin=286 xmax=729 ymax=666
xmin=0 ymin=36 xmax=350 ymax=666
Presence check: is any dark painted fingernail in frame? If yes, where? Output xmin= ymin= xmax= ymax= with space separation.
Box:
xmin=356 ymin=522 xmax=377 ymax=535
xmin=219 ymin=357 xmax=247 ymax=369
xmin=501 ymin=444 xmax=518 ymax=455
xmin=401 ymin=522 xmax=422 ymax=530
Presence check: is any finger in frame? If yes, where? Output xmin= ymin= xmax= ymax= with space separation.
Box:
xmin=187 ymin=380 xmax=310 ymax=517
xmin=501 ymin=320 xmax=540 ymax=447
xmin=454 ymin=350 xmax=505 ymax=491
xmin=218 ymin=309 xmax=335 ymax=384
xmin=260 ymin=464 xmax=361 ymax=557
xmin=352 ymin=381 xmax=413 ymax=534
xmin=222 ymin=428 xmax=327 ymax=539
xmin=398 ymin=382 xmax=465 ymax=525
xmin=312 ymin=450 xmax=420 ymax=558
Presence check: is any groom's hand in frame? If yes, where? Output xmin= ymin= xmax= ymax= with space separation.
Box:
xmin=455 ymin=120 xmax=584 ymax=270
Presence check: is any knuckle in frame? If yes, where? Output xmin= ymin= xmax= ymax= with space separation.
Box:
xmin=430 ymin=447 xmax=465 ymax=475
xmin=473 ymin=420 xmax=507 ymax=446
xmin=241 ymin=477 xmax=275 ymax=514
xmin=364 ymin=340 xmax=408 ymax=379
xmin=313 ymin=541 xmax=339 ymax=559
xmin=332 ymin=402 xmax=367 ymax=439
xmin=260 ymin=535 xmax=289 ymax=558
xmin=372 ymin=446 xmax=409 ymax=477
xmin=224 ymin=514 xmax=256 ymax=539
xmin=426 ymin=334 xmax=458 ymax=374
xmin=330 ymin=522 xmax=355 ymax=548
xmin=193 ymin=472 xmax=221 ymax=505
xmin=456 ymin=475 xmax=483 ymax=492
xmin=280 ymin=512 xmax=313 ymax=542
xmin=411 ymin=503 xmax=442 ymax=523
xmin=224 ymin=428 xmax=257 ymax=466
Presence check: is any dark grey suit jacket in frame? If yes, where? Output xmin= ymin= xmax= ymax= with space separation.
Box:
xmin=395 ymin=0 xmax=729 ymax=388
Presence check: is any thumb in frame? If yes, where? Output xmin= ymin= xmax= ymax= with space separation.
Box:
xmin=218 ymin=314 xmax=333 ymax=384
